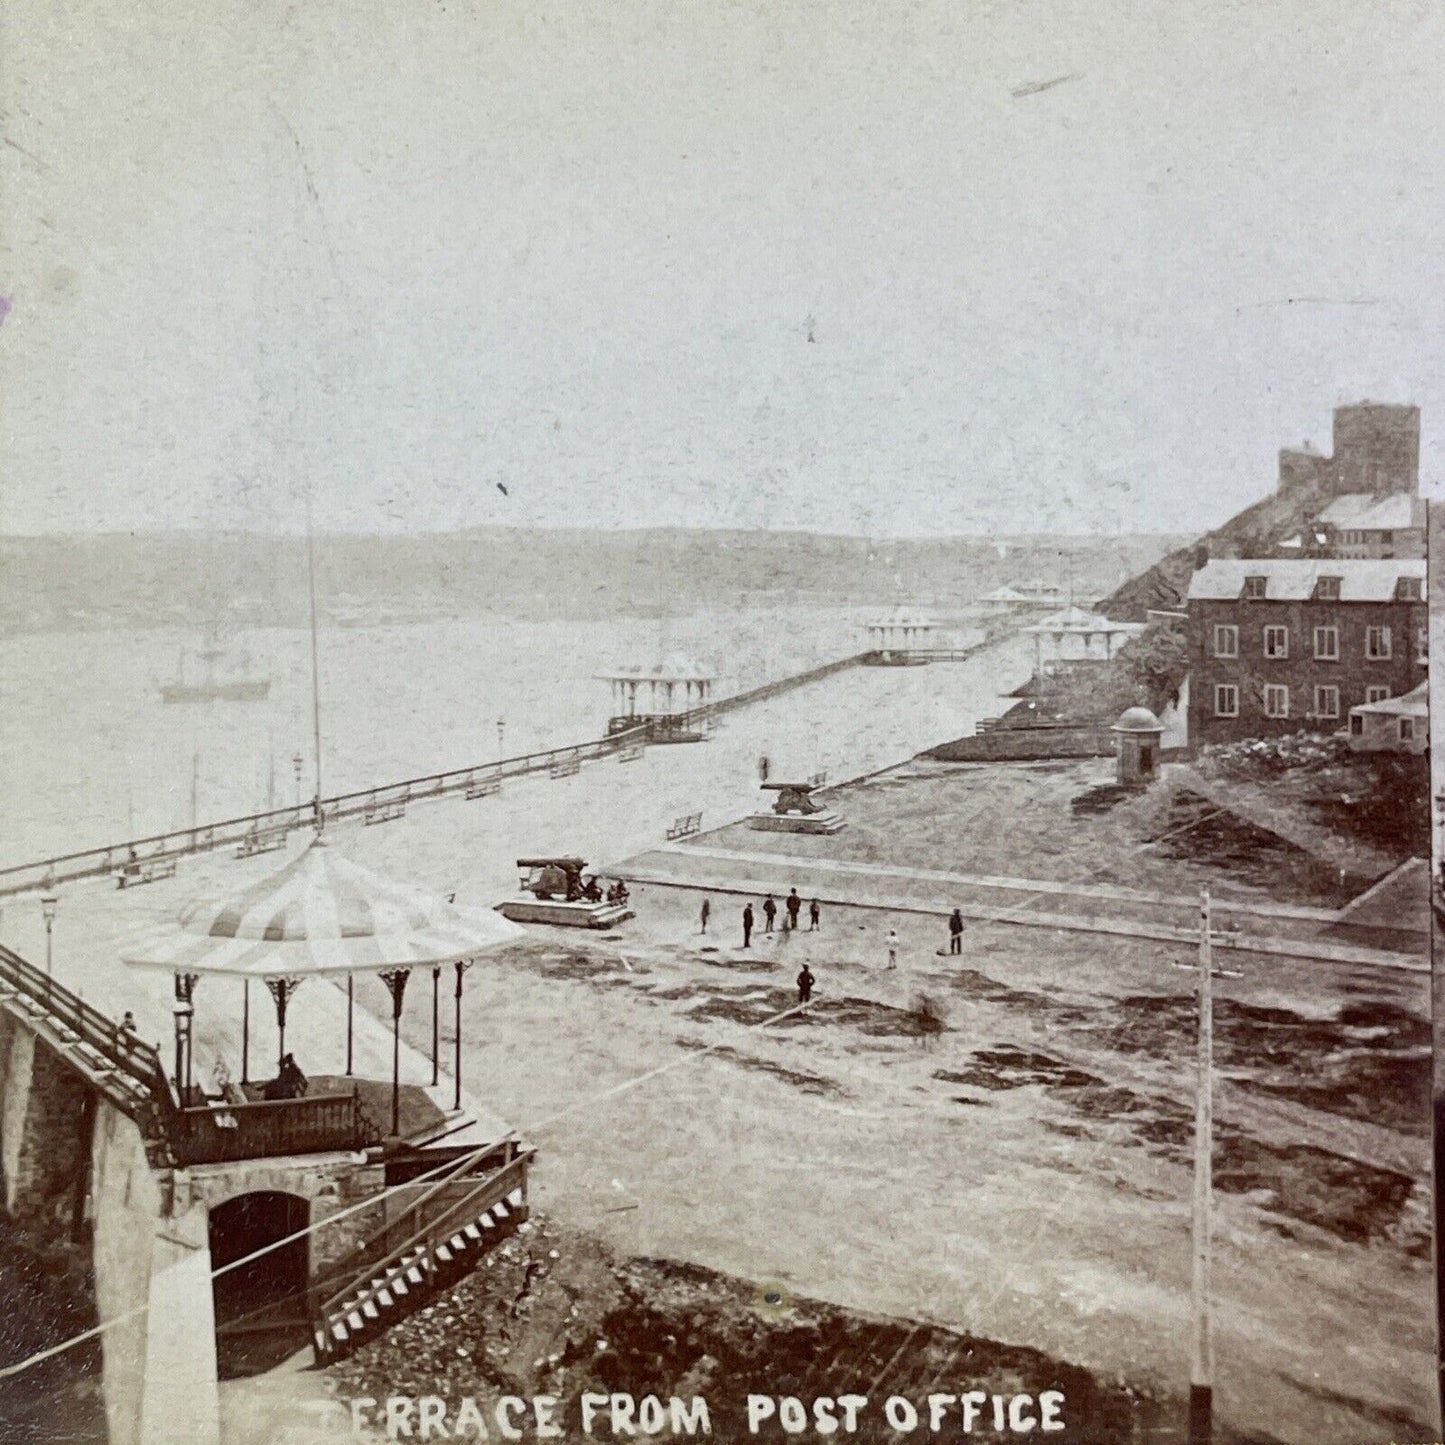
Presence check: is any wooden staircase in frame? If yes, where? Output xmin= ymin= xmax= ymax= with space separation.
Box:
xmin=311 ymin=1147 xmax=533 ymax=1364
xmin=0 ymin=943 xmax=181 ymax=1166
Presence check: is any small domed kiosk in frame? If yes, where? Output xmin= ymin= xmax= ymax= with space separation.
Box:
xmin=1111 ymin=705 xmax=1164 ymax=786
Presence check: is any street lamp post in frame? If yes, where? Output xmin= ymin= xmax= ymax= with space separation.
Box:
xmin=172 ymin=971 xmax=198 ymax=1103
xmin=293 ymin=753 xmax=304 ymax=810
xmin=430 ymin=966 xmax=441 ymax=1086
xmin=453 ymin=959 xmax=473 ymax=1112
xmin=40 ymin=894 xmax=58 ymax=976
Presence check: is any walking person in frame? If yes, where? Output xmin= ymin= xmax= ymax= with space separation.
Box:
xmin=700 ymin=897 xmax=711 ymax=935
xmin=763 ymin=895 xmax=777 ymax=933
xmin=742 ymin=903 xmax=754 ymax=949
xmin=886 ymin=928 xmax=899 ymax=970
xmin=786 ymin=888 xmax=802 ymax=932
xmin=797 ymin=964 xmax=815 ymax=1005
xmin=808 ymin=898 xmax=820 ymax=931
xmin=948 ymin=908 xmax=964 ymax=956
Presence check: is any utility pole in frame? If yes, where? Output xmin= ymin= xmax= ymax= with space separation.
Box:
xmin=306 ymin=509 xmax=324 ymax=832
xmin=1189 ymin=887 xmax=1214 ymax=1445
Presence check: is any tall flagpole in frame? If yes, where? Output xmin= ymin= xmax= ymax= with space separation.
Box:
xmin=306 ymin=503 xmax=324 ymax=833
xmin=1189 ymin=887 xmax=1214 ymax=1445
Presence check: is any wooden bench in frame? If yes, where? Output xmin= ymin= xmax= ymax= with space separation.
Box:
xmin=116 ymin=859 xmax=178 ymax=889
xmin=465 ymin=778 xmax=500 ymax=800
xmin=235 ymin=827 xmax=288 ymax=859
xmin=666 ymin=812 xmax=702 ymax=841
xmin=548 ymin=757 xmax=581 ymax=779
xmin=363 ymin=799 xmax=406 ymax=826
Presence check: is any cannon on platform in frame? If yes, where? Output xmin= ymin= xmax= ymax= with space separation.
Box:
xmin=760 ymin=782 xmax=827 ymax=816
xmin=496 ymin=856 xmax=633 ymax=928
xmin=515 ymin=856 xmax=589 ymax=902
xmin=748 ymin=779 xmax=845 ymax=834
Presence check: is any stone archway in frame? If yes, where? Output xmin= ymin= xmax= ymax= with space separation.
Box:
xmin=207 ymin=1190 xmax=310 ymax=1377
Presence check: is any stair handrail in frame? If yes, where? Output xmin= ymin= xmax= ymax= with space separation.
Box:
xmin=314 ymin=1148 xmax=531 ymax=1325
xmin=0 ymin=942 xmax=179 ymax=1128
xmin=306 ymin=1140 xmax=502 ymax=1303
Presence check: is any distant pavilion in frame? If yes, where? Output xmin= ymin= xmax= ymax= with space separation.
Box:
xmin=596 ymin=658 xmax=716 ymax=742
xmin=1021 ymin=606 xmax=1145 ymax=677
xmin=864 ymin=609 xmax=937 ymax=665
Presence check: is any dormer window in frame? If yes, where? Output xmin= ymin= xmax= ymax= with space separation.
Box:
xmin=1243 ymin=575 xmax=1268 ymax=600
xmin=1315 ymin=576 xmax=1341 ymax=600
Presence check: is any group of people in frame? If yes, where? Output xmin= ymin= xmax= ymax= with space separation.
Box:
xmin=692 ymin=890 xmax=967 ymax=967
xmin=580 ymin=875 xmax=630 ymax=906
xmin=687 ymin=888 xmax=968 ymax=1002
xmin=726 ymin=888 xmax=820 ymax=947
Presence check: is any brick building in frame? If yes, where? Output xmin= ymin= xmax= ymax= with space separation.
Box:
xmin=1186 ymin=558 xmax=1426 ymax=746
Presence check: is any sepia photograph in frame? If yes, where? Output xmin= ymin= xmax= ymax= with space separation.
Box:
xmin=0 ymin=4 xmax=1440 ymax=1443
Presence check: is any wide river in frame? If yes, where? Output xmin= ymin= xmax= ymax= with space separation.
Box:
xmin=0 ymin=604 xmax=1029 ymax=872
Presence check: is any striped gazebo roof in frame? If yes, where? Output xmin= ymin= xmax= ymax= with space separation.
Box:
xmin=122 ymin=838 xmax=525 ymax=979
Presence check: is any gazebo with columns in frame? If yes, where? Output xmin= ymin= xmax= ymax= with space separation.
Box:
xmin=864 ymin=609 xmax=937 ymax=665
xmin=1021 ymin=606 xmax=1146 ymax=679
xmin=596 ymin=658 xmax=716 ymax=742
xmin=122 ymin=835 xmax=525 ymax=1144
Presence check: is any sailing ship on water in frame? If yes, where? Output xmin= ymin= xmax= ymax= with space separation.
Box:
xmin=160 ymin=634 xmax=271 ymax=703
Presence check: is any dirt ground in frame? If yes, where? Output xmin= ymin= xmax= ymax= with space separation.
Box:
xmin=327 ymin=1210 xmax=1244 ymax=1443
xmin=369 ymin=864 xmax=1433 ymax=1445
xmin=695 ymin=757 xmax=1393 ymax=908
xmin=267 ymin=748 xmax=1437 ymax=1445
xmin=0 ymin=1226 xmax=106 ymax=1444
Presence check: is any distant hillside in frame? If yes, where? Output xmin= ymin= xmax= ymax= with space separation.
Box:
xmin=1096 ymin=477 xmax=1339 ymax=621
xmin=0 ymin=528 xmax=1187 ymax=634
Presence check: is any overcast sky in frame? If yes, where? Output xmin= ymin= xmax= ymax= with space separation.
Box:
xmin=2 ymin=0 xmax=1442 ymax=537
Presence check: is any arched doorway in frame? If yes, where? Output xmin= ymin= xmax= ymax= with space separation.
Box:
xmin=208 ymin=1191 xmax=310 ymax=1377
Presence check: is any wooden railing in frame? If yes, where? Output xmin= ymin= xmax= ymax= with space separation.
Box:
xmin=0 ymin=725 xmax=649 ymax=898
xmin=0 ymin=942 xmax=178 ymax=1155
xmin=0 ymin=621 xmax=1027 ymax=900
xmin=306 ymin=1143 xmax=511 ymax=1308
xmin=313 ymin=1147 xmax=532 ymax=1328
xmin=169 ymin=1090 xmax=381 ymax=1166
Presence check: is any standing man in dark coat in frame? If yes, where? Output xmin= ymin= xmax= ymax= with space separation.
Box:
xmin=700 ymin=897 xmax=711 ymax=935
xmin=949 ymin=908 xmax=965 ymax=955
xmin=742 ymin=903 xmax=754 ymax=949
xmin=797 ymin=964 xmax=815 ymax=1005
xmin=808 ymin=898 xmax=821 ymax=931
xmin=786 ymin=889 xmax=802 ymax=931
xmin=763 ymin=895 xmax=777 ymax=933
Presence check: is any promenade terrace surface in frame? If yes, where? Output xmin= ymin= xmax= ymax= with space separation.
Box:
xmin=0 ymin=645 xmax=1431 ymax=1444
xmin=402 ymin=754 xmax=1423 ymax=1442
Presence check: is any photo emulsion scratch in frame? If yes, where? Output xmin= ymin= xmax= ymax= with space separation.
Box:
xmin=0 ymin=4 xmax=1441 ymax=1443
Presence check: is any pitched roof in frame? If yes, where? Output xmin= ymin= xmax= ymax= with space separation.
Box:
xmin=1316 ymin=493 xmax=1425 ymax=530
xmin=1349 ymin=682 xmax=1428 ymax=718
xmin=1186 ymin=558 xmax=1425 ymax=602
xmin=1022 ymin=605 xmax=1143 ymax=635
